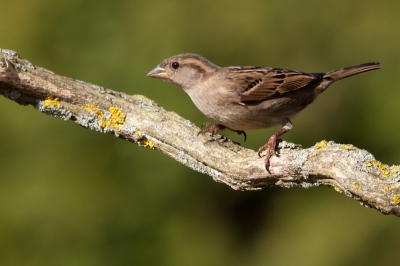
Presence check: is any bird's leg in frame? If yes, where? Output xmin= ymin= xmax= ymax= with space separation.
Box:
xmin=198 ymin=123 xmax=246 ymax=141
xmin=258 ymin=119 xmax=293 ymax=172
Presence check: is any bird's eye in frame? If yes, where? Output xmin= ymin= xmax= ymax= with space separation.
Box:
xmin=171 ymin=62 xmax=179 ymax=69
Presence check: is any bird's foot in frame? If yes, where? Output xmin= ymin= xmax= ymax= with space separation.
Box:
xmin=197 ymin=123 xmax=246 ymax=141
xmin=197 ymin=123 xmax=226 ymax=136
xmin=257 ymin=136 xmax=282 ymax=173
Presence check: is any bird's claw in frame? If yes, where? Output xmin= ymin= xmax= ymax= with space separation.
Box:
xmin=257 ymin=136 xmax=282 ymax=173
xmin=197 ymin=123 xmax=247 ymax=142
xmin=236 ymin=130 xmax=247 ymax=142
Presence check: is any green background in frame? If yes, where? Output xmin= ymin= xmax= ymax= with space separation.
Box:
xmin=1 ymin=1 xmax=399 ymax=265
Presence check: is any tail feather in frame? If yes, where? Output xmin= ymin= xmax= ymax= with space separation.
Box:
xmin=324 ymin=62 xmax=381 ymax=81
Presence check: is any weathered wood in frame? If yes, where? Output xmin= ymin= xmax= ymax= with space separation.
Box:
xmin=1 ymin=48 xmax=399 ymax=216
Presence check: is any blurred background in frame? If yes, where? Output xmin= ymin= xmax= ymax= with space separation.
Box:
xmin=1 ymin=1 xmax=399 ymax=265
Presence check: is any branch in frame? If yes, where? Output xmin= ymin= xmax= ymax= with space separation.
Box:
xmin=1 ymin=48 xmax=399 ymax=217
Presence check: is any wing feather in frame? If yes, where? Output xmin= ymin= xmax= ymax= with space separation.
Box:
xmin=225 ymin=67 xmax=320 ymax=102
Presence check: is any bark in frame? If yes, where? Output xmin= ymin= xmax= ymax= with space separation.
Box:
xmin=1 ymin=48 xmax=399 ymax=217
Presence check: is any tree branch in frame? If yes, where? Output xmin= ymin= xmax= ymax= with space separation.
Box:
xmin=1 ymin=48 xmax=399 ymax=217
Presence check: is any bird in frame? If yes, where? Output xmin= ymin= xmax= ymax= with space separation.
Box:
xmin=147 ymin=53 xmax=381 ymax=172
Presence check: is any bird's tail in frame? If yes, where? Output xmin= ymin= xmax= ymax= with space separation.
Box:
xmin=324 ymin=62 xmax=381 ymax=81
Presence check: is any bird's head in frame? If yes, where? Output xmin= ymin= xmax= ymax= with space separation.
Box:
xmin=147 ymin=53 xmax=220 ymax=90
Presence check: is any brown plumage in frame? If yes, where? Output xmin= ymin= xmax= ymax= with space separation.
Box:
xmin=147 ymin=53 xmax=381 ymax=171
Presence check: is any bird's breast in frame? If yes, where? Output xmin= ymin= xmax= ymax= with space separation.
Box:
xmin=185 ymin=84 xmax=283 ymax=130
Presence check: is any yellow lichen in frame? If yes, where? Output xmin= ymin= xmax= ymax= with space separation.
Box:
xmin=83 ymin=105 xmax=97 ymax=112
xmin=44 ymin=96 xmax=60 ymax=108
xmin=394 ymin=194 xmax=400 ymax=205
xmin=139 ymin=139 xmax=155 ymax=149
xmin=96 ymin=110 xmax=105 ymax=120
xmin=99 ymin=106 xmax=126 ymax=131
xmin=341 ymin=144 xmax=355 ymax=150
xmin=83 ymin=105 xmax=104 ymax=120
xmin=390 ymin=166 xmax=399 ymax=173
xmin=135 ymin=131 xmax=142 ymax=138
xmin=134 ymin=94 xmax=149 ymax=100
xmin=134 ymin=131 xmax=155 ymax=149
xmin=83 ymin=105 xmax=126 ymax=131
xmin=384 ymin=186 xmax=389 ymax=191
xmin=334 ymin=187 xmax=340 ymax=192
xmin=354 ymin=183 xmax=359 ymax=190
xmin=365 ymin=161 xmax=391 ymax=178
xmin=315 ymin=140 xmax=327 ymax=149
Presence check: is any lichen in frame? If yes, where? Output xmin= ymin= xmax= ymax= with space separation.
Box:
xmin=315 ymin=140 xmax=327 ymax=149
xmin=301 ymin=171 xmax=309 ymax=179
xmin=178 ymin=150 xmax=188 ymax=165
xmin=177 ymin=150 xmax=220 ymax=179
xmin=183 ymin=120 xmax=193 ymax=127
xmin=44 ymin=96 xmax=60 ymax=108
xmin=341 ymin=144 xmax=356 ymax=150
xmin=134 ymin=131 xmax=142 ymax=138
xmin=91 ymin=84 xmax=106 ymax=93
xmin=394 ymin=194 xmax=400 ymax=205
xmin=24 ymin=59 xmax=35 ymax=70
xmin=134 ymin=94 xmax=150 ymax=101
xmin=278 ymin=141 xmax=302 ymax=151
xmin=390 ymin=166 xmax=399 ymax=173
xmin=1 ymin=49 xmax=18 ymax=57
xmin=365 ymin=160 xmax=391 ymax=178
xmin=139 ymin=139 xmax=155 ymax=149
xmin=35 ymin=96 xmax=72 ymax=121
xmin=78 ymin=105 xmax=126 ymax=136
xmin=100 ymin=106 xmax=125 ymax=130
xmin=289 ymin=149 xmax=309 ymax=168
xmin=131 ymin=131 xmax=156 ymax=150
xmin=120 ymin=125 xmax=137 ymax=136
xmin=82 ymin=105 xmax=125 ymax=131
xmin=134 ymin=94 xmax=159 ymax=111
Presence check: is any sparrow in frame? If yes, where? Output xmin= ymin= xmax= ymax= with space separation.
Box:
xmin=147 ymin=53 xmax=381 ymax=171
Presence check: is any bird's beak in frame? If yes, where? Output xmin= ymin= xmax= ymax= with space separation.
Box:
xmin=147 ymin=65 xmax=171 ymax=79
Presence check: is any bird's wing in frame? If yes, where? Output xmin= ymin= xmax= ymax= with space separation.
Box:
xmin=225 ymin=66 xmax=321 ymax=102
